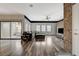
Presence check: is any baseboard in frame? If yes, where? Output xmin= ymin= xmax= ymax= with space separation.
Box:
xmin=0 ymin=38 xmax=21 ymax=40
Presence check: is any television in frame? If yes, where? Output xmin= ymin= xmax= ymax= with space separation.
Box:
xmin=58 ymin=28 xmax=64 ymax=34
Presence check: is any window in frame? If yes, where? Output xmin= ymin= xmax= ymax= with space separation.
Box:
xmin=36 ymin=25 xmax=40 ymax=32
xmin=11 ymin=22 xmax=21 ymax=38
xmin=41 ymin=25 xmax=46 ymax=32
xmin=47 ymin=25 xmax=51 ymax=32
xmin=25 ymin=24 xmax=30 ymax=32
xmin=1 ymin=22 xmax=21 ymax=39
xmin=1 ymin=22 xmax=10 ymax=38
xmin=28 ymin=24 xmax=31 ymax=32
xmin=25 ymin=24 xmax=28 ymax=31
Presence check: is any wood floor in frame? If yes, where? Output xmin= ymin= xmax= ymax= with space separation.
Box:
xmin=0 ymin=36 xmax=70 ymax=56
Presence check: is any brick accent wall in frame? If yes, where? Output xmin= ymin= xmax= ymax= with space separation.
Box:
xmin=64 ymin=3 xmax=75 ymax=52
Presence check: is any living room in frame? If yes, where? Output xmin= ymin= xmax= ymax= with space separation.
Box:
xmin=1 ymin=1 xmax=79 ymax=59
xmin=0 ymin=3 xmax=65 ymax=56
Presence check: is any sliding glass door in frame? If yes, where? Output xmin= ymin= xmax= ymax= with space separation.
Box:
xmin=11 ymin=22 xmax=21 ymax=38
xmin=1 ymin=22 xmax=10 ymax=38
xmin=1 ymin=22 xmax=21 ymax=39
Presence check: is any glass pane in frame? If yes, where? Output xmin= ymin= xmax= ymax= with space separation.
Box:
xmin=25 ymin=24 xmax=31 ymax=32
xmin=11 ymin=22 xmax=21 ymax=38
xmin=36 ymin=25 xmax=40 ymax=32
xmin=47 ymin=25 xmax=51 ymax=32
xmin=1 ymin=22 xmax=10 ymax=38
xmin=28 ymin=24 xmax=31 ymax=32
xmin=25 ymin=24 xmax=28 ymax=32
xmin=41 ymin=25 xmax=46 ymax=32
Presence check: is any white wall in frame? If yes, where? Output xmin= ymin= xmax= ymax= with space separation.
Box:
xmin=31 ymin=23 xmax=57 ymax=35
xmin=72 ymin=3 xmax=79 ymax=56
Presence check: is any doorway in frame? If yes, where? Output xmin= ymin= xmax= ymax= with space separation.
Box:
xmin=72 ymin=3 xmax=79 ymax=56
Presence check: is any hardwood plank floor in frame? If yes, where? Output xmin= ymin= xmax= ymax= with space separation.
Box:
xmin=0 ymin=36 xmax=71 ymax=56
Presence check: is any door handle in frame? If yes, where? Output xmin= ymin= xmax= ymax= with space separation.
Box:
xmin=74 ymin=33 xmax=79 ymax=35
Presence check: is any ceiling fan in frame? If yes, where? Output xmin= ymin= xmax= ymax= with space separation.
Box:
xmin=40 ymin=15 xmax=51 ymax=21
xmin=45 ymin=16 xmax=51 ymax=21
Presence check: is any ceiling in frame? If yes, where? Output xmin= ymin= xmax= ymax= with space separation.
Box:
xmin=0 ymin=3 xmax=64 ymax=21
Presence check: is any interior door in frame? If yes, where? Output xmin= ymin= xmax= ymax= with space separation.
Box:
xmin=72 ymin=4 xmax=79 ymax=56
